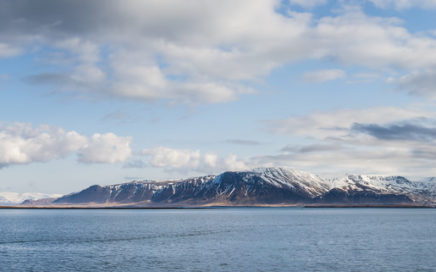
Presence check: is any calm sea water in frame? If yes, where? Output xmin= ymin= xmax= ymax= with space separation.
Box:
xmin=0 ymin=208 xmax=435 ymax=272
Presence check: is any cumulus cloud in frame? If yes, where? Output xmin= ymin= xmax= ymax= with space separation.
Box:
xmin=78 ymin=133 xmax=132 ymax=164
xmin=302 ymin=69 xmax=346 ymax=83
xmin=0 ymin=123 xmax=87 ymax=166
xmin=0 ymin=123 xmax=255 ymax=173
xmin=142 ymin=147 xmax=201 ymax=169
xmin=0 ymin=123 xmax=131 ymax=167
xmin=312 ymin=10 xmax=436 ymax=70
xmin=1 ymin=1 xmax=436 ymax=103
xmin=137 ymin=146 xmax=248 ymax=173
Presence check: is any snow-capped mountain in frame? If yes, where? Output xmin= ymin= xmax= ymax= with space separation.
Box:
xmin=319 ymin=175 xmax=436 ymax=204
xmin=53 ymin=168 xmax=331 ymax=205
xmin=47 ymin=167 xmax=436 ymax=206
xmin=0 ymin=192 xmax=62 ymax=205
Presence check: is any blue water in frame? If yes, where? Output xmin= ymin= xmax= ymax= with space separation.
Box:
xmin=0 ymin=208 xmax=435 ymax=272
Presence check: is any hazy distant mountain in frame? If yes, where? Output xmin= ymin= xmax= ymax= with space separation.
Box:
xmin=0 ymin=192 xmax=62 ymax=205
xmin=21 ymin=198 xmax=59 ymax=205
xmin=47 ymin=167 xmax=436 ymax=207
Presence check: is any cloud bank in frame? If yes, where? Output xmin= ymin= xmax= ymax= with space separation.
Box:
xmin=127 ymin=146 xmax=248 ymax=174
xmin=2 ymin=1 xmax=436 ymax=103
xmin=261 ymin=106 xmax=436 ymax=176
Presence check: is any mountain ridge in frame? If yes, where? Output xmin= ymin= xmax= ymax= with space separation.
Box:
xmin=17 ymin=167 xmax=435 ymax=207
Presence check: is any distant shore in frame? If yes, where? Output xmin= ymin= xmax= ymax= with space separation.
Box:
xmin=1 ymin=203 xmax=434 ymax=209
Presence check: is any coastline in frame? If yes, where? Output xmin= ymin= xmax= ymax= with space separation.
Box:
xmin=1 ymin=203 xmax=434 ymax=209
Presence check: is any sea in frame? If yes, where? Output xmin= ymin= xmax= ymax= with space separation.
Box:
xmin=0 ymin=208 xmax=435 ymax=272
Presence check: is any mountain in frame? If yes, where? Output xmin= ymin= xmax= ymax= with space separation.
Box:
xmin=0 ymin=192 xmax=62 ymax=205
xmin=53 ymin=168 xmax=329 ymax=205
xmin=21 ymin=198 xmax=59 ymax=205
xmin=46 ymin=167 xmax=436 ymax=207
xmin=318 ymin=175 xmax=436 ymax=204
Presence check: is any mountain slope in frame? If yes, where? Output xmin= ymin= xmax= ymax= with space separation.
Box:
xmin=54 ymin=181 xmax=172 ymax=204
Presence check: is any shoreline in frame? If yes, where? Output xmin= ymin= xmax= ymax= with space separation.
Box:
xmin=1 ymin=204 xmax=434 ymax=209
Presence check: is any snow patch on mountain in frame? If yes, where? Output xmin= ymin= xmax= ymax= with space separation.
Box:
xmin=252 ymin=167 xmax=330 ymax=197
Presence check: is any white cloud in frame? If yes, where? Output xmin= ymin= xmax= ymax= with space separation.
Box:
xmin=78 ymin=133 xmax=132 ymax=164
xmin=140 ymin=146 xmax=248 ymax=173
xmin=222 ymin=154 xmax=249 ymax=172
xmin=312 ymin=10 xmax=436 ymax=70
xmin=368 ymin=0 xmax=436 ymax=9
xmin=0 ymin=123 xmax=87 ymax=166
xmin=142 ymin=147 xmax=201 ymax=169
xmin=302 ymin=69 xmax=346 ymax=83
xmin=0 ymin=123 xmax=131 ymax=167
xmin=109 ymin=60 xmax=250 ymax=104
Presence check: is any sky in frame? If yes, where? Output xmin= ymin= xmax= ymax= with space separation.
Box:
xmin=1 ymin=0 xmax=436 ymax=195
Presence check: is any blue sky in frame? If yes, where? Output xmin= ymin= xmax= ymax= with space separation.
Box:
xmin=1 ymin=0 xmax=436 ymax=195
